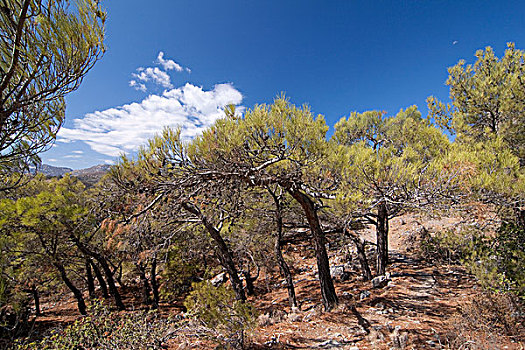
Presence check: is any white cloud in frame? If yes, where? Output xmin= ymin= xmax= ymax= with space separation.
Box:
xmin=129 ymin=80 xmax=147 ymax=92
xmin=129 ymin=52 xmax=191 ymax=91
xmin=64 ymin=154 xmax=82 ymax=159
xmin=157 ymin=51 xmax=183 ymax=72
xmin=58 ymin=83 xmax=243 ymax=157
xmin=72 ymin=150 xmax=84 ymax=154
xmin=132 ymin=67 xmax=172 ymax=89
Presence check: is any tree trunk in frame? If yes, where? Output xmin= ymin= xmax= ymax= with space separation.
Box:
xmin=137 ymin=262 xmax=151 ymax=306
xmin=269 ymin=188 xmax=298 ymax=308
xmin=182 ymin=202 xmax=246 ymax=302
xmin=376 ymin=201 xmax=389 ymax=276
xmin=90 ymin=259 xmax=109 ymax=298
xmin=150 ymin=256 xmax=159 ymax=309
xmin=70 ymin=235 xmax=125 ymax=310
xmin=242 ymin=269 xmax=256 ymax=296
xmin=111 ymin=261 xmax=124 ymax=289
xmin=352 ymin=236 xmax=372 ymax=281
xmin=97 ymin=256 xmax=126 ymax=310
xmin=86 ymin=259 xmax=95 ymax=299
xmin=274 ymin=238 xmax=298 ymax=308
xmin=54 ymin=262 xmax=86 ymax=315
xmin=31 ymin=285 xmax=41 ymax=316
xmin=289 ymin=190 xmax=338 ymax=311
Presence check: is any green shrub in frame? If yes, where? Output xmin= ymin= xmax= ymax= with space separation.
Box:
xmin=418 ymin=223 xmax=525 ymax=299
xmin=160 ymin=245 xmax=204 ymax=300
xmin=14 ymin=301 xmax=175 ymax=350
xmin=184 ymin=281 xmax=257 ymax=349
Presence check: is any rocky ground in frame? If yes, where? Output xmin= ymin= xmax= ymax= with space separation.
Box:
xmin=32 ymin=212 xmax=523 ymax=349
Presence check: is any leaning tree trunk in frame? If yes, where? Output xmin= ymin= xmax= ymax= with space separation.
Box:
xmin=90 ymin=259 xmax=109 ymax=298
xmin=70 ymin=235 xmax=125 ymax=310
xmin=347 ymin=232 xmax=372 ymax=281
xmin=85 ymin=259 xmax=96 ymax=299
xmin=150 ymin=256 xmax=159 ymax=309
xmin=182 ymin=202 xmax=246 ymax=302
xmin=97 ymin=256 xmax=126 ymax=310
xmin=31 ymin=285 xmax=41 ymax=316
xmin=289 ymin=190 xmax=338 ymax=311
xmin=54 ymin=262 xmax=87 ymax=315
xmin=274 ymin=237 xmax=298 ymax=308
xmin=269 ymin=189 xmax=298 ymax=308
xmin=376 ymin=201 xmax=389 ymax=276
xmin=137 ymin=262 xmax=152 ymax=306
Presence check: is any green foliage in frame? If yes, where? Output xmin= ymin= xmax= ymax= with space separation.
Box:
xmin=332 ymin=105 xmax=453 ymax=219
xmin=419 ymin=224 xmax=525 ymax=299
xmin=184 ymin=281 xmax=257 ymax=349
xmin=0 ymin=0 xmax=105 ymax=190
xmin=14 ymin=301 xmax=174 ymax=350
xmin=428 ymin=43 xmax=525 ymax=165
xmin=0 ymin=175 xmax=93 ymax=322
xmin=160 ymin=245 xmax=204 ymax=300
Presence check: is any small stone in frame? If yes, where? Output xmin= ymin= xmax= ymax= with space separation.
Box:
xmin=371 ymin=274 xmax=390 ymax=288
xmin=330 ymin=265 xmax=346 ymax=280
xmin=287 ymin=312 xmax=301 ymax=322
xmin=359 ymin=291 xmax=371 ymax=300
xmin=210 ymin=272 xmax=227 ymax=287
xmin=257 ymin=313 xmax=271 ymax=326
xmin=318 ymin=339 xmax=341 ymax=348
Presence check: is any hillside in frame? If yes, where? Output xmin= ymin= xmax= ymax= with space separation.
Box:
xmin=37 ymin=164 xmax=111 ymax=186
xmin=26 ymin=213 xmax=524 ymax=349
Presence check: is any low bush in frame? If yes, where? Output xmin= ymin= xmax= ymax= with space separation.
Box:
xmin=442 ymin=291 xmax=524 ymax=349
xmin=160 ymin=245 xmax=204 ymax=301
xmin=417 ymin=223 xmax=525 ymax=299
xmin=14 ymin=301 xmax=175 ymax=350
xmin=183 ymin=281 xmax=257 ymax=349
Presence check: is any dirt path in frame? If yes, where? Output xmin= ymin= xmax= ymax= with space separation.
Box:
xmin=248 ymin=245 xmax=481 ymax=349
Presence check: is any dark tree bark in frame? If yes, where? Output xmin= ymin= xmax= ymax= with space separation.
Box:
xmin=289 ymin=189 xmax=338 ymax=311
xmin=351 ymin=235 xmax=372 ymax=281
xmin=136 ymin=262 xmax=151 ymax=306
xmin=96 ymin=256 xmax=125 ymax=310
xmin=274 ymin=238 xmax=298 ymax=308
xmin=269 ymin=188 xmax=298 ymax=308
xmin=150 ymin=256 xmax=159 ymax=309
xmin=376 ymin=201 xmax=389 ymax=276
xmin=242 ymin=269 xmax=256 ymax=296
xmin=85 ymin=259 xmax=95 ymax=299
xmin=181 ymin=202 xmax=246 ymax=302
xmin=31 ymin=285 xmax=41 ymax=316
xmin=70 ymin=235 xmax=125 ymax=310
xmin=54 ymin=262 xmax=86 ymax=315
xmin=111 ymin=261 xmax=124 ymax=289
xmin=90 ymin=259 xmax=109 ymax=299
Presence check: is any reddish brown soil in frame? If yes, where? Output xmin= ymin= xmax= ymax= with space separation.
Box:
xmin=29 ymin=213 xmax=523 ymax=349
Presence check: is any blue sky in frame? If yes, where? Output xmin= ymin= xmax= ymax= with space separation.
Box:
xmin=42 ymin=0 xmax=525 ymax=169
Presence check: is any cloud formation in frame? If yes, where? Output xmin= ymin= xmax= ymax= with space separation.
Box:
xmin=58 ymin=83 xmax=243 ymax=157
xmin=157 ymin=51 xmax=183 ymax=72
xmin=129 ymin=52 xmax=190 ymax=91
xmin=131 ymin=67 xmax=173 ymax=89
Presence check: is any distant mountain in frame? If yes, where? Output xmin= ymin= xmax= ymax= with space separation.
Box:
xmin=38 ymin=164 xmax=112 ymax=186
xmin=71 ymin=164 xmax=112 ymax=186
xmin=38 ymin=164 xmax=73 ymax=177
